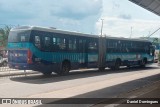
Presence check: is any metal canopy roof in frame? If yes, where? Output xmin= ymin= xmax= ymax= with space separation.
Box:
xmin=129 ymin=0 xmax=160 ymax=16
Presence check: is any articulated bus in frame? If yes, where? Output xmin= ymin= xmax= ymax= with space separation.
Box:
xmin=7 ymin=26 xmax=155 ymax=75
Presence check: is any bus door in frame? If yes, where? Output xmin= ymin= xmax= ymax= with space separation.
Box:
xmin=87 ymin=38 xmax=99 ymax=68
xmin=79 ymin=39 xmax=88 ymax=68
xmin=98 ymin=36 xmax=106 ymax=69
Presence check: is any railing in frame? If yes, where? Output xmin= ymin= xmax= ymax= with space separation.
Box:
xmin=0 ymin=65 xmax=39 ymax=78
xmin=0 ymin=66 xmax=17 ymax=72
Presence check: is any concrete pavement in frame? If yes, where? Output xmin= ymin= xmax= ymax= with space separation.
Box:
xmin=0 ymin=64 xmax=159 ymax=107
xmin=28 ymin=69 xmax=160 ymax=98
xmin=0 ymin=67 xmax=39 ymax=77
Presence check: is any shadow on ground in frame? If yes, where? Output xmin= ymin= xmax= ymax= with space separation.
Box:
xmin=10 ymin=66 xmax=159 ymax=84
xmin=35 ymin=74 xmax=160 ymax=107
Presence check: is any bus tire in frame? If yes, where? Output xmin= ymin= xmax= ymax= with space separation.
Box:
xmin=114 ymin=59 xmax=121 ymax=70
xmin=127 ymin=65 xmax=131 ymax=68
xmin=42 ymin=71 xmax=52 ymax=76
xmin=60 ymin=61 xmax=71 ymax=75
xmin=110 ymin=66 xmax=115 ymax=70
xmin=140 ymin=58 xmax=147 ymax=67
xmin=99 ymin=67 xmax=105 ymax=71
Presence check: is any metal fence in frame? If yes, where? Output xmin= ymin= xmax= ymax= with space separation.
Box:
xmin=0 ymin=49 xmax=40 ymax=78
xmin=0 ymin=66 xmax=40 ymax=78
xmin=0 ymin=66 xmax=17 ymax=72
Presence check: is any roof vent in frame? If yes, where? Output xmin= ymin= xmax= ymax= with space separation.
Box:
xmin=49 ymin=27 xmax=56 ymax=29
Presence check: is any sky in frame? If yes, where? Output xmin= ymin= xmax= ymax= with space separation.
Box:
xmin=0 ymin=0 xmax=160 ymax=38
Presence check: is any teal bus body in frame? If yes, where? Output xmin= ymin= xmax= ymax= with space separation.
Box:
xmin=106 ymin=53 xmax=153 ymax=66
xmin=8 ymin=42 xmax=98 ymax=74
xmin=8 ymin=43 xmax=94 ymax=63
xmin=7 ymin=26 xmax=155 ymax=75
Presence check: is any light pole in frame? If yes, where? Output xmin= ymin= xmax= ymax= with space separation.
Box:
xmin=101 ymin=19 xmax=104 ymax=36
xmin=130 ymin=27 xmax=133 ymax=38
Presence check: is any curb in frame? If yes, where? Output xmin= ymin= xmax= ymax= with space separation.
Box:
xmin=0 ymin=71 xmax=40 ymax=77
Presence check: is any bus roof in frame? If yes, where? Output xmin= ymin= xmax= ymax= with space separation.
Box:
xmin=11 ymin=26 xmax=98 ymax=38
xmin=11 ymin=26 xmax=150 ymax=43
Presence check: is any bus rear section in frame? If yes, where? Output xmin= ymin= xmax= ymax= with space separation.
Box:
xmin=8 ymin=49 xmax=32 ymax=70
xmin=8 ymin=28 xmax=32 ymax=70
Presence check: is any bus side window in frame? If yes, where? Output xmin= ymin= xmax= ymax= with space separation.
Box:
xmin=88 ymin=40 xmax=98 ymax=52
xmin=52 ymin=37 xmax=58 ymax=50
xmin=79 ymin=40 xmax=83 ymax=52
xmin=57 ymin=38 xmax=66 ymax=50
xmin=73 ymin=39 xmax=77 ymax=50
xmin=21 ymin=36 xmax=26 ymax=42
xmin=69 ymin=39 xmax=77 ymax=51
xmin=34 ymin=36 xmax=41 ymax=49
xmin=44 ymin=36 xmax=51 ymax=51
xmin=53 ymin=37 xmax=56 ymax=45
xmin=44 ymin=37 xmax=51 ymax=46
xmin=78 ymin=39 xmax=86 ymax=53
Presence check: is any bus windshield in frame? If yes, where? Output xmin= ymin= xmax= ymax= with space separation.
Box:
xmin=8 ymin=30 xmax=31 ymax=43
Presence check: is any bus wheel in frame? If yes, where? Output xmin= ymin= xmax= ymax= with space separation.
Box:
xmin=110 ymin=66 xmax=115 ymax=70
xmin=42 ymin=72 xmax=52 ymax=76
xmin=140 ymin=59 xmax=147 ymax=67
xmin=127 ymin=65 xmax=131 ymax=68
xmin=99 ymin=67 xmax=105 ymax=71
xmin=61 ymin=61 xmax=71 ymax=75
xmin=114 ymin=60 xmax=121 ymax=70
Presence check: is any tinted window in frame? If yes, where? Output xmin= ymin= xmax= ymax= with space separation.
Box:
xmin=88 ymin=39 xmax=98 ymax=52
xmin=8 ymin=31 xmax=30 ymax=42
xmin=34 ymin=36 xmax=41 ymax=49
xmin=88 ymin=41 xmax=97 ymax=50
xmin=44 ymin=37 xmax=51 ymax=47
xmin=69 ymin=39 xmax=77 ymax=51
xmin=57 ymin=38 xmax=66 ymax=50
xmin=78 ymin=39 xmax=86 ymax=53
xmin=53 ymin=37 xmax=56 ymax=45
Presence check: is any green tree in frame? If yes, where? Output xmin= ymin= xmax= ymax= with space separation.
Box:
xmin=0 ymin=26 xmax=11 ymax=48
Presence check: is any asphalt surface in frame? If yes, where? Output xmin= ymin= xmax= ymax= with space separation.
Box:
xmin=0 ymin=64 xmax=159 ymax=107
xmin=37 ymin=73 xmax=160 ymax=107
xmin=37 ymin=64 xmax=160 ymax=107
xmin=0 ymin=67 xmax=39 ymax=77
